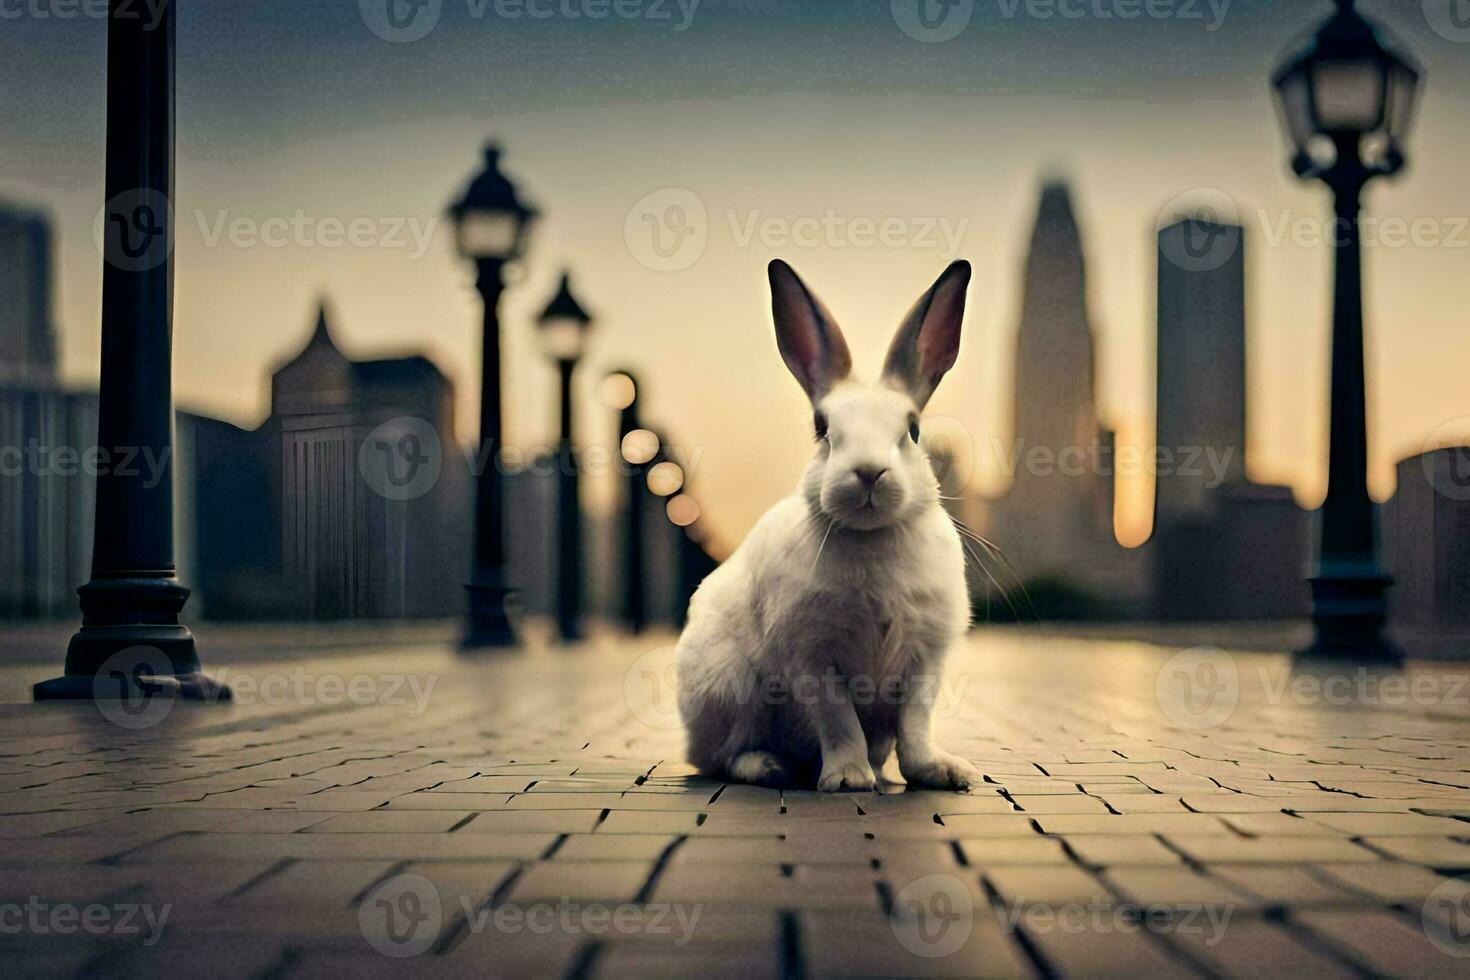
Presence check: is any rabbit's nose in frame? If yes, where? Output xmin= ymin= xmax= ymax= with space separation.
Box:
xmin=853 ymin=466 xmax=888 ymax=490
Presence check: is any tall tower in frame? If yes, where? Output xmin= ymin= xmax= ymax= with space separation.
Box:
xmin=0 ymin=202 xmax=58 ymax=385
xmin=1149 ymin=217 xmax=1307 ymax=622
xmin=1013 ymin=182 xmax=1098 ymax=458
xmin=988 ymin=181 xmax=1120 ymax=592
xmin=1155 ymin=218 xmax=1248 ymax=524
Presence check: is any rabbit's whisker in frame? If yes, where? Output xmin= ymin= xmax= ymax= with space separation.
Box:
xmin=811 ymin=519 xmax=836 ymax=575
xmin=949 ymin=517 xmax=1040 ymax=622
xmin=955 ymin=535 xmax=1022 ymax=623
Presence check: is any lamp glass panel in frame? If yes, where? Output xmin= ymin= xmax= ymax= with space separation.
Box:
xmin=1385 ymin=61 xmax=1421 ymax=141
xmin=457 ymin=211 xmax=520 ymax=259
xmin=541 ymin=318 xmax=586 ymax=361
xmin=1273 ymin=63 xmax=1315 ymax=151
xmin=1311 ymin=58 xmax=1386 ymax=133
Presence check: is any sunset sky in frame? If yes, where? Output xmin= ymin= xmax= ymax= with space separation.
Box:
xmin=2 ymin=0 xmax=1468 ymax=553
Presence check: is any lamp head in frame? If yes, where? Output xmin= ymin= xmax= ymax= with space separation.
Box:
xmin=448 ymin=143 xmax=539 ymax=261
xmin=1271 ymin=1 xmax=1422 ymax=180
xmin=537 ymin=272 xmax=594 ymax=363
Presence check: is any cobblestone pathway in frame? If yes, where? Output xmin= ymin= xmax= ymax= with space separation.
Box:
xmin=5 ymin=632 xmax=1470 ymax=977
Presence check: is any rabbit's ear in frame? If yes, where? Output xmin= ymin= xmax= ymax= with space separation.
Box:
xmin=883 ymin=260 xmax=970 ymax=409
xmin=769 ymin=259 xmax=852 ymax=403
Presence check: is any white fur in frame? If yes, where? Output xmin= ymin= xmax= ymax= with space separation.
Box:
xmin=676 ymin=261 xmax=980 ymax=792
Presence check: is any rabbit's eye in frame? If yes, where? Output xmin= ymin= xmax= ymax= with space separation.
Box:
xmin=814 ymin=412 xmax=829 ymax=442
xmin=908 ymin=418 xmax=921 ymax=444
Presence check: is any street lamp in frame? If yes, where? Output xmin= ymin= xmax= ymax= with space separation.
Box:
xmin=1271 ymin=0 xmax=1423 ymax=662
xmin=449 ymin=144 xmax=538 ymax=649
xmin=603 ymin=370 xmax=647 ymax=634
xmin=36 ymin=0 xmax=228 ymax=702
xmin=537 ymin=272 xmax=593 ymax=642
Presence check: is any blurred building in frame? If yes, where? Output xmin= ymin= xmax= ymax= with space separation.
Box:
xmin=1149 ymin=218 xmax=1309 ymax=621
xmin=174 ymin=412 xmax=275 ymax=619
xmin=1155 ymin=219 xmax=1247 ymax=522
xmin=1385 ymin=449 xmax=1470 ymax=648
xmin=175 ymin=303 xmax=472 ymax=619
xmin=0 ymin=299 xmax=701 ymax=627
xmin=0 ymin=200 xmax=83 ymax=618
xmin=981 ymin=181 xmax=1148 ymax=616
xmin=978 ymin=190 xmax=1310 ymax=621
xmin=0 ymin=388 xmax=96 ymax=618
xmin=0 ymin=201 xmax=57 ymax=385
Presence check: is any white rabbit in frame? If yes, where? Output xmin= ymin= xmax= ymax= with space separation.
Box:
xmin=676 ymin=259 xmax=979 ymax=793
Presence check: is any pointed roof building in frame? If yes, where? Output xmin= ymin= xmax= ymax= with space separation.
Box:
xmin=269 ymin=298 xmax=455 ymax=436
xmin=272 ymin=299 xmax=354 ymax=417
xmin=1012 ymin=180 xmax=1100 ymax=461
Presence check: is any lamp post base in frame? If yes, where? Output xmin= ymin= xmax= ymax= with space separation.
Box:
xmin=35 ymin=667 xmax=231 ymax=703
xmin=463 ymin=581 xmax=519 ymax=650
xmin=1297 ymin=569 xmax=1401 ymax=664
xmin=35 ymin=577 xmax=232 ymax=702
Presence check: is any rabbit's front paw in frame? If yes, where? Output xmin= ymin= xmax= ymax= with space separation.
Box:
xmin=901 ymin=752 xmax=980 ymax=791
xmin=818 ymin=759 xmax=876 ymax=793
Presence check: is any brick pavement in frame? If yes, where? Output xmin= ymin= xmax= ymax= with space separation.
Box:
xmin=4 ymin=631 xmax=1470 ymax=977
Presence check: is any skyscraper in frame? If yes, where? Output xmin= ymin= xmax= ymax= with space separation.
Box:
xmin=1149 ymin=217 xmax=1307 ymax=620
xmin=1013 ymin=182 xmax=1100 ymax=462
xmin=983 ymin=181 xmax=1145 ymax=614
xmin=0 ymin=201 xmax=57 ymax=385
xmin=1155 ymin=218 xmax=1247 ymax=522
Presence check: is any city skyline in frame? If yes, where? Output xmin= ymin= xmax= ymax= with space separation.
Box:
xmin=3 ymin=0 xmax=1469 ymax=552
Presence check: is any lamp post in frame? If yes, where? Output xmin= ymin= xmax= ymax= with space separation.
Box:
xmin=1271 ymin=0 xmax=1422 ymax=662
xmin=449 ymin=145 xmax=538 ymax=649
xmin=35 ymin=0 xmax=228 ymax=702
xmin=537 ymin=272 xmax=593 ymax=642
xmin=603 ymin=370 xmax=646 ymax=634
xmin=667 ymin=493 xmax=710 ymax=625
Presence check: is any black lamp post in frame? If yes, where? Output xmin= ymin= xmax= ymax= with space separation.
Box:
xmin=537 ymin=272 xmax=593 ymax=642
xmin=449 ymin=145 xmax=538 ymax=649
xmin=667 ymin=493 xmax=712 ymax=626
xmin=604 ymin=370 xmax=646 ymax=634
xmin=1271 ymin=0 xmax=1423 ymax=662
xmin=35 ymin=0 xmax=227 ymax=702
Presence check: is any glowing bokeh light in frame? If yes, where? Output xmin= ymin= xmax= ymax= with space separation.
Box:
xmin=666 ymin=494 xmax=701 ymax=527
xmin=600 ymin=372 xmax=637 ymax=410
xmin=647 ymin=461 xmax=685 ymax=497
xmin=621 ymin=429 xmax=660 ymax=466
